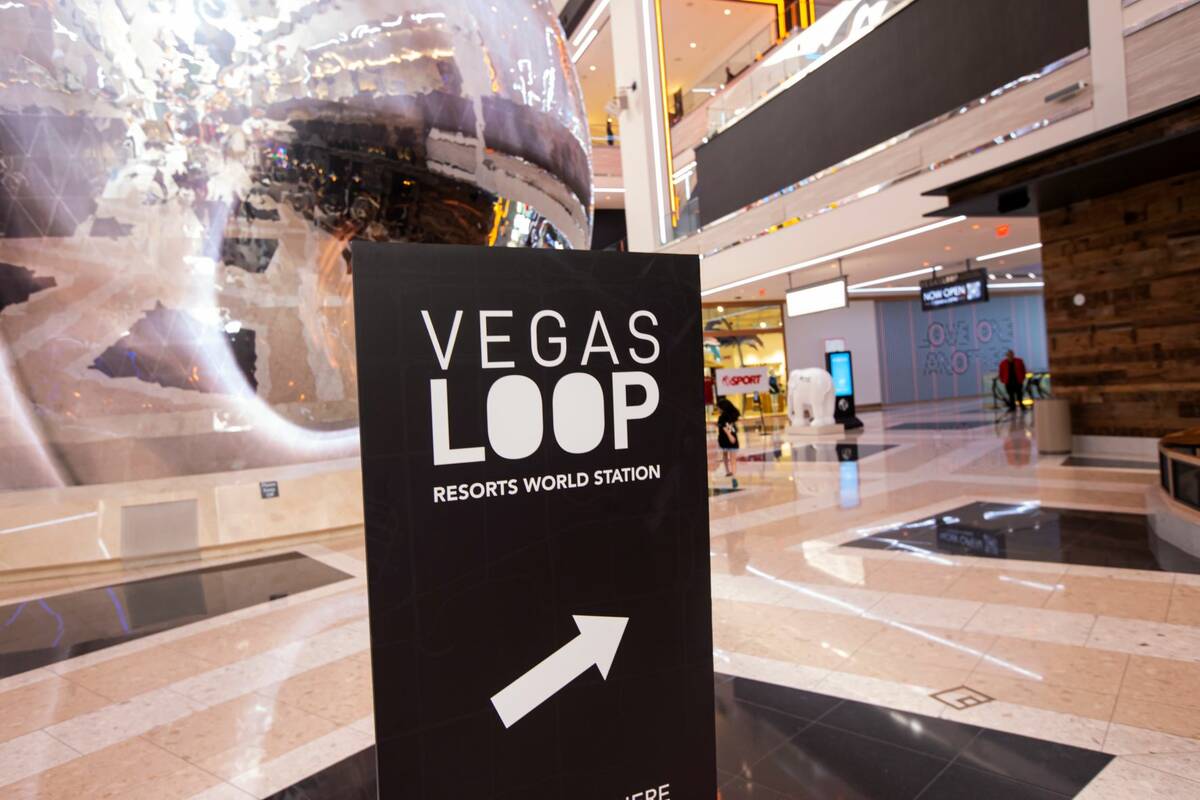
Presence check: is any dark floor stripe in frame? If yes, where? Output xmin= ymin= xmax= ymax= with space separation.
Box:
xmin=269 ymin=676 xmax=1112 ymax=799
xmin=841 ymin=500 xmax=1200 ymax=574
xmin=0 ymin=552 xmax=353 ymax=678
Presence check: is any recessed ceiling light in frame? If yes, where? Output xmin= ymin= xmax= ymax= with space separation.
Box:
xmin=716 ymin=305 xmax=725 ymax=313
xmin=989 ymin=273 xmax=997 ymax=279
xmin=1028 ymin=272 xmax=1036 ymax=279
xmin=977 ymin=242 xmax=1042 ymax=261
xmin=1005 ymin=273 xmax=1013 ymax=279
xmin=943 ymin=245 xmax=952 ymax=251
xmin=589 ymin=65 xmax=596 ymax=71
xmin=724 ymin=8 xmax=731 ymax=14
xmin=689 ymin=42 xmax=697 ymax=48
xmin=759 ymin=321 xmax=767 ymax=329
xmin=702 ymin=216 xmax=966 ymax=296
xmin=971 ymin=224 xmax=980 ymax=230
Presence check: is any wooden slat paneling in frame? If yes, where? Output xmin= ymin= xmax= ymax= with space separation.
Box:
xmin=1041 ymin=169 xmax=1200 ymax=437
xmin=1126 ymin=3 xmax=1200 ymax=118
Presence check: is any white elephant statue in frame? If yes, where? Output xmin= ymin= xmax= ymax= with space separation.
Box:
xmin=788 ymin=369 xmax=838 ymax=428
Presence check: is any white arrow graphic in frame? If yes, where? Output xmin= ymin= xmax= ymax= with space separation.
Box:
xmin=491 ymin=615 xmax=629 ymax=728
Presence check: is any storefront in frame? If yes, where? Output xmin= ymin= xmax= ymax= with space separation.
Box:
xmin=703 ymin=302 xmax=789 ymax=426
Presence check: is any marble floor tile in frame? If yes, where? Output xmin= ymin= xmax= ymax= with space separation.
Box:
xmin=964 ymin=672 xmax=1117 ymax=721
xmin=1086 ymin=616 xmax=1200 ymax=660
xmin=1166 ymin=583 xmax=1200 ymax=626
xmin=1119 ymin=654 xmax=1200 ymax=709
xmin=941 ymin=698 xmax=1109 ymax=750
xmin=1111 ymin=695 xmax=1200 ymax=740
xmin=0 ymin=675 xmax=110 ymax=744
xmin=974 ymin=637 xmax=1129 ymax=695
xmin=942 ymin=566 xmax=1061 ymax=608
xmin=226 ymin=724 xmax=373 ymax=797
xmin=854 ymin=623 xmax=996 ymax=672
xmin=1076 ymin=757 xmax=1200 ymax=799
xmin=1102 ymin=722 xmax=1200 ymax=756
xmin=1043 ymin=576 xmax=1172 ymax=621
xmin=0 ymin=736 xmax=220 ymax=800
xmin=0 ymin=731 xmax=80 ymax=790
xmin=965 ymin=604 xmax=1097 ymax=646
xmin=63 ymin=645 xmax=214 ymax=702
xmin=144 ymin=693 xmax=339 ymax=782
xmin=866 ymin=591 xmax=983 ymax=629
xmin=165 ymin=618 xmax=314 ymax=667
xmin=256 ymin=655 xmax=373 ymax=726
xmin=42 ymin=687 xmax=206 ymax=755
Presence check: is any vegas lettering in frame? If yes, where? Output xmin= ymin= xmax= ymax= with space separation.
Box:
xmin=422 ymin=308 xmax=661 ymax=464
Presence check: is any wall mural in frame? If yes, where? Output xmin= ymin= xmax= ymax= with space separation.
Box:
xmin=875 ymin=294 xmax=1048 ymax=405
xmin=0 ymin=0 xmax=591 ymax=491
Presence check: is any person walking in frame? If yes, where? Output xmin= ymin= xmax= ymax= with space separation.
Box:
xmin=717 ymin=398 xmax=741 ymax=488
xmin=999 ymin=349 xmax=1028 ymax=412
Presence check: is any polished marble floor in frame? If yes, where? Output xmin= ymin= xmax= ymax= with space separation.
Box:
xmin=259 ymin=674 xmax=1113 ymax=800
xmin=2 ymin=398 xmax=1199 ymax=798
xmin=841 ymin=501 xmax=1200 ymax=574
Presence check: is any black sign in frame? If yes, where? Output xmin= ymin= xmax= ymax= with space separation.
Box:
xmin=258 ymin=481 xmax=279 ymax=499
xmin=352 ymin=243 xmax=715 ymax=799
xmin=920 ymin=268 xmax=990 ymax=310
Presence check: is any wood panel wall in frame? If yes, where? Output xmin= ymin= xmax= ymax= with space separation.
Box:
xmin=1040 ymin=170 xmax=1200 ymax=438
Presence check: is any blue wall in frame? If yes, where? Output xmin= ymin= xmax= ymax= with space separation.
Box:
xmin=875 ymin=293 xmax=1048 ymax=404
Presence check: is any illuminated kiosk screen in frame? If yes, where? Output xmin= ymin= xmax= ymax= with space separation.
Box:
xmin=829 ymin=352 xmax=854 ymax=398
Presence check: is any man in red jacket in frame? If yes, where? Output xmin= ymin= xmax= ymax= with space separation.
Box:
xmin=999 ymin=349 xmax=1028 ymax=412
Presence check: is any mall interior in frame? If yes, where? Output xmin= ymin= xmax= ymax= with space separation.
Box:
xmin=1 ymin=0 xmax=1199 ymax=797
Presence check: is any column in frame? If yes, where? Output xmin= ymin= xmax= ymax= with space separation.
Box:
xmin=609 ymin=0 xmax=675 ymax=252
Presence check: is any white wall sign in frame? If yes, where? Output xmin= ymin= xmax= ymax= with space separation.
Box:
xmin=715 ymin=367 xmax=770 ymax=395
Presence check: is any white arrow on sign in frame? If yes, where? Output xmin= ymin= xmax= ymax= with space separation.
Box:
xmin=490 ymin=615 xmax=629 ymax=728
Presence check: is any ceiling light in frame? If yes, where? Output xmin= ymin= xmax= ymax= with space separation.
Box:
xmin=589 ymin=65 xmax=596 ymax=71
xmin=1005 ymin=273 xmax=1013 ymax=279
xmin=759 ymin=321 xmax=768 ymax=328
xmin=989 ymin=273 xmax=997 ymax=280
xmin=716 ymin=305 xmax=725 ymax=313
xmin=572 ymin=0 xmax=611 ymax=48
xmin=690 ymin=42 xmax=698 ymax=48
xmin=571 ymin=28 xmax=599 ymax=63
xmin=724 ymin=8 xmax=732 ymax=15
xmin=977 ymin=242 xmax=1041 ymax=261
xmin=846 ymin=286 xmax=920 ymax=294
xmin=700 ymin=216 xmax=967 ymax=296
xmin=848 ymin=265 xmax=942 ymax=290
xmin=1028 ymin=272 xmax=1036 ymax=279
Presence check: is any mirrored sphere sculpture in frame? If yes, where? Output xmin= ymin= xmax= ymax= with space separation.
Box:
xmin=0 ymin=0 xmax=592 ymax=488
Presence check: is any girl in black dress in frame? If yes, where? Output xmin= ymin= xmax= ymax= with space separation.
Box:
xmin=716 ymin=398 xmax=741 ymax=488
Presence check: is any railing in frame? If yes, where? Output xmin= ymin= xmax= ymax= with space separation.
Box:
xmin=676 ymin=20 xmax=779 ymax=119
xmin=1160 ymin=429 xmax=1200 ymax=511
xmin=702 ymin=0 xmax=906 ymax=138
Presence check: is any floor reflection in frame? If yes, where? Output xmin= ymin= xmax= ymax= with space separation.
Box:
xmin=0 ymin=553 xmax=352 ymax=678
xmin=263 ymin=675 xmax=1112 ymax=800
xmin=841 ymin=501 xmax=1200 ymax=574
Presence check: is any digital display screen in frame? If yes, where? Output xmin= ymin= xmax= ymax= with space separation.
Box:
xmin=920 ymin=268 xmax=990 ymax=311
xmin=829 ymin=351 xmax=854 ymax=397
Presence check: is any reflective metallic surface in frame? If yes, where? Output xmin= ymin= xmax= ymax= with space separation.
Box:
xmin=0 ymin=0 xmax=591 ymax=488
